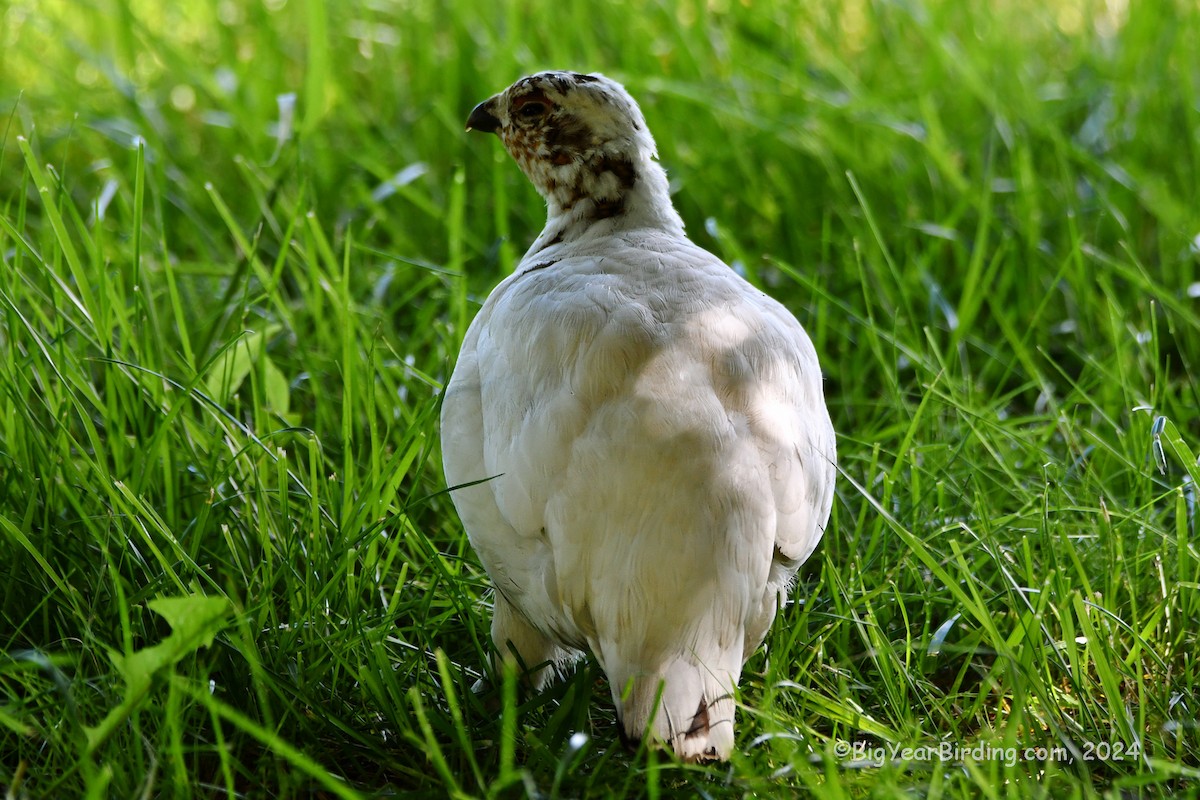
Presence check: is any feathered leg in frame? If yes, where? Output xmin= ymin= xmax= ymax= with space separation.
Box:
xmin=491 ymin=592 xmax=574 ymax=690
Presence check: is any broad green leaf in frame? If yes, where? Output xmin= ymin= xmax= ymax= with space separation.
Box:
xmin=84 ymin=595 xmax=231 ymax=754
xmin=263 ymin=355 xmax=291 ymax=415
xmin=204 ymin=326 xmax=283 ymax=404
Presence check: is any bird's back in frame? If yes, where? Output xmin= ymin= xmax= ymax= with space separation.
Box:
xmin=442 ymin=229 xmax=835 ymax=759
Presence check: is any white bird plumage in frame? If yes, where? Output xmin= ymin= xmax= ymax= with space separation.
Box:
xmin=441 ymin=71 xmax=836 ymax=762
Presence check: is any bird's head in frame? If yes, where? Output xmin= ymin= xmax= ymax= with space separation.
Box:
xmin=467 ymin=71 xmax=680 ymax=231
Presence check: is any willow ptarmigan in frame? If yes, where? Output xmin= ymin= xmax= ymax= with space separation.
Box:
xmin=440 ymin=71 xmax=836 ymax=762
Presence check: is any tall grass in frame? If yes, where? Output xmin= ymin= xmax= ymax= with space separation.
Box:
xmin=2 ymin=0 xmax=1198 ymax=796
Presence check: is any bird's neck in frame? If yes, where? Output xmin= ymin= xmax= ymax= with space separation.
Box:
xmin=525 ymin=152 xmax=685 ymax=255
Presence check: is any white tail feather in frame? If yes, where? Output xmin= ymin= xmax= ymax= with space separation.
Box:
xmin=611 ymin=656 xmax=739 ymax=762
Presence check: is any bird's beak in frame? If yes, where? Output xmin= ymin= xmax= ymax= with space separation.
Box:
xmin=466 ymin=99 xmax=501 ymax=134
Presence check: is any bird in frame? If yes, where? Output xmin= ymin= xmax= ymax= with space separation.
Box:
xmin=440 ymin=70 xmax=836 ymax=762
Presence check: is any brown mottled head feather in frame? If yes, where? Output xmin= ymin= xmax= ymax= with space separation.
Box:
xmin=466 ymin=71 xmax=681 ymax=236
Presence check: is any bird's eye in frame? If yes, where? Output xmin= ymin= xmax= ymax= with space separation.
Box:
xmin=518 ymin=101 xmax=547 ymax=118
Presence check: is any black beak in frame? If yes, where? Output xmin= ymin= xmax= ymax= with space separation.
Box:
xmin=466 ymin=100 xmax=501 ymax=134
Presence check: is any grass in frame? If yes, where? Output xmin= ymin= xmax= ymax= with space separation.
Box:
xmin=2 ymin=0 xmax=1199 ymax=796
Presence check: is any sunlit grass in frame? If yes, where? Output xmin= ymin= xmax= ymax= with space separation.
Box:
xmin=2 ymin=0 xmax=1198 ymax=797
